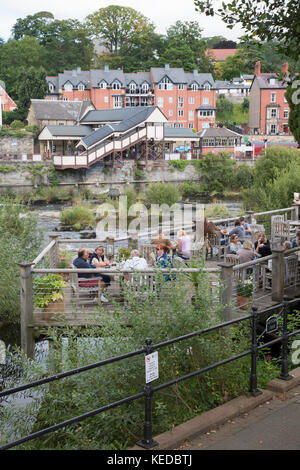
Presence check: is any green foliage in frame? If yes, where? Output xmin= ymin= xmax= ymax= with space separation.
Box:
xmin=181 ymin=182 xmax=206 ymax=199
xmin=10 ymin=120 xmax=24 ymax=130
xmin=0 ymin=197 xmax=42 ymax=325
xmin=145 ymin=182 xmax=182 ymax=206
xmin=237 ymin=278 xmax=254 ymax=297
xmin=0 ymin=165 xmax=17 ymax=173
xmin=0 ymin=266 xmax=280 ymax=449
xmin=115 ymin=247 xmax=132 ymax=263
xmin=60 ymin=206 xmax=95 ymax=230
xmin=196 ymin=152 xmax=235 ymax=193
xmin=241 ymin=147 xmax=300 ymax=211
xmin=168 ymin=160 xmax=190 ymax=171
xmin=285 ymin=83 xmax=300 ymax=145
xmin=33 ymin=274 xmax=67 ymax=309
xmin=205 ymin=204 xmax=230 ymax=218
xmin=231 ymin=164 xmax=254 ymax=190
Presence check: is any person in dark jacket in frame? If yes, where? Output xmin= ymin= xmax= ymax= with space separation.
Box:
xmin=89 ymin=245 xmax=111 ymax=288
xmin=73 ymin=247 xmax=109 ymax=302
xmin=254 ymin=232 xmax=272 ymax=257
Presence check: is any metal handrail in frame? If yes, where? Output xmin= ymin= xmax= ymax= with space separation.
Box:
xmin=1 ymin=297 xmax=300 ymax=450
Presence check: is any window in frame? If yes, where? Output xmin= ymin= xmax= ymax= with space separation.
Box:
xmin=191 ymin=83 xmax=198 ymax=91
xmin=129 ymin=82 xmax=136 ymax=93
xmin=62 ymin=97 xmax=68 ymax=101
xmin=169 ymin=109 xmax=173 ymax=116
xmin=189 ymin=123 xmax=194 ymax=128
xmin=189 ymin=97 xmax=194 ymax=104
xmin=178 ymin=109 xmax=184 ymax=117
xmin=99 ymin=81 xmax=107 ymax=89
xmin=271 ymin=92 xmax=276 ymax=103
xmin=141 ymin=83 xmax=149 ymax=93
xmin=78 ymin=84 xmax=85 ymax=91
xmin=113 ymin=96 xmax=123 ymax=108
xmin=188 ymin=110 xmax=194 ymax=120
xmin=284 ymin=95 xmax=288 ymax=103
xmin=203 ymin=83 xmax=211 ymax=91
xmin=112 ymin=81 xmax=121 ymax=90
xmin=202 ymin=123 xmax=210 ymax=130
xmin=198 ymin=110 xmax=214 ymax=117
xmin=104 ymin=96 xmax=109 ymax=103
xmin=48 ymin=83 xmax=54 ymax=93
xmin=270 ymin=108 xmax=277 ymax=118
xmin=64 ymin=83 xmax=73 ymax=92
xmin=178 ymin=97 xmax=184 ymax=107
xmin=203 ymin=97 xmax=209 ymax=105
xmin=269 ymin=78 xmax=276 ymax=85
xmin=157 ymin=96 xmax=164 ymax=107
xmin=169 ymin=97 xmax=173 ymax=104
xmin=270 ymin=124 xmax=277 ymax=134
xmin=159 ymin=77 xmax=173 ymax=90
xmin=178 ymin=84 xmax=184 ymax=90
xmin=284 ymin=108 xmax=289 ymax=119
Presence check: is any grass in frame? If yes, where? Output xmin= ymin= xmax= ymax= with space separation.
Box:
xmin=216 ymin=103 xmax=249 ymax=126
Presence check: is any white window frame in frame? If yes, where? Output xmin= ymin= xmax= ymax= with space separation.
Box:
xmin=64 ymin=83 xmax=73 ymax=92
xmin=178 ymin=83 xmax=184 ymax=90
xmin=100 ymin=81 xmax=107 ymax=89
xmin=178 ymin=109 xmax=184 ymax=117
xmin=169 ymin=109 xmax=173 ymax=116
xmin=188 ymin=110 xmax=194 ymax=121
xmin=129 ymin=82 xmax=137 ymax=93
xmin=104 ymin=96 xmax=109 ymax=103
xmin=191 ymin=83 xmax=198 ymax=91
xmin=49 ymin=83 xmax=54 ymax=93
xmin=270 ymin=108 xmax=277 ymax=118
xmin=141 ymin=82 xmax=149 ymax=94
xmin=113 ymin=96 xmax=123 ymax=108
xmin=203 ymin=83 xmax=211 ymax=91
xmin=203 ymin=97 xmax=209 ymax=105
xmin=284 ymin=108 xmax=289 ymax=119
xmin=178 ymin=97 xmax=184 ymax=108
xmin=159 ymin=76 xmax=173 ymax=90
xmin=189 ymin=97 xmax=194 ymax=104
xmin=78 ymin=84 xmax=85 ymax=91
xmin=271 ymin=92 xmax=276 ymax=103
xmin=157 ymin=96 xmax=164 ymax=107
xmin=169 ymin=96 xmax=173 ymax=104
xmin=112 ymin=81 xmax=121 ymax=90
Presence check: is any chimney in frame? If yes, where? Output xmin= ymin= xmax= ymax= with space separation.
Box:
xmin=193 ymin=69 xmax=198 ymax=76
xmin=104 ymin=65 xmax=109 ymax=72
xmin=254 ymin=61 xmax=261 ymax=77
xmin=77 ymin=67 xmax=81 ymax=74
xmin=282 ymin=62 xmax=289 ymax=77
xmin=72 ymin=69 xmax=77 ymax=77
xmin=165 ymin=64 xmax=170 ymax=71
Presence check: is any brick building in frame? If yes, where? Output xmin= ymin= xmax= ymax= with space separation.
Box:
xmin=45 ymin=65 xmax=216 ymax=131
xmin=0 ymin=84 xmax=17 ymax=112
xmin=249 ymin=61 xmax=290 ymax=135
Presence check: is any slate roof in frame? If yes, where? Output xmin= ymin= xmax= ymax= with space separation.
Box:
xmin=256 ymin=74 xmax=287 ymax=89
xmin=124 ymin=72 xmax=152 ymax=86
xmin=46 ymin=76 xmax=59 ymax=93
xmin=150 ymin=67 xmax=187 ymax=84
xmin=81 ymin=106 xmax=160 ymax=148
xmin=30 ymin=99 xmax=93 ymax=122
xmin=90 ymin=69 xmax=126 ymax=88
xmin=58 ymin=70 xmax=91 ymax=90
xmin=44 ymin=125 xmax=93 ymax=137
xmin=198 ymin=127 xmax=242 ymax=138
xmin=164 ymin=128 xmax=197 ymax=138
xmin=80 ymin=106 xmax=153 ymax=124
xmin=185 ymin=72 xmax=215 ymax=88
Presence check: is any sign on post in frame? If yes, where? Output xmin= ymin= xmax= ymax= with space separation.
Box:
xmin=266 ymin=316 xmax=278 ymax=334
xmin=145 ymin=351 xmax=159 ymax=384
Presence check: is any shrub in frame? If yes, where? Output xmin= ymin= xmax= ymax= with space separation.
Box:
xmin=60 ymin=206 xmax=95 ymax=230
xmin=168 ymin=160 xmax=190 ymax=171
xmin=10 ymin=120 xmax=24 ymax=130
xmin=145 ymin=182 xmax=182 ymax=206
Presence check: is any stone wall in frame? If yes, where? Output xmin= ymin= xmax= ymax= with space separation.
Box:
xmin=0 ymin=136 xmax=34 ymax=156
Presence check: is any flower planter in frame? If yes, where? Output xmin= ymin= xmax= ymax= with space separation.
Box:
xmin=237 ymin=296 xmax=252 ymax=310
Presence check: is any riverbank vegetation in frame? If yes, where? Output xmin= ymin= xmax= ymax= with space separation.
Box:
xmin=0 ymin=268 xmax=279 ymax=450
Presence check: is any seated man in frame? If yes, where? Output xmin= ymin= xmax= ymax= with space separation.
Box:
xmin=239 ymin=216 xmax=252 ymax=236
xmin=122 ymin=249 xmax=148 ymax=283
xmin=291 ymin=231 xmax=300 ymax=248
xmin=73 ymin=247 xmax=109 ymax=302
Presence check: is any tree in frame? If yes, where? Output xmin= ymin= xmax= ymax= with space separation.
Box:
xmin=213 ymin=40 xmax=237 ymax=49
xmin=220 ymin=53 xmax=245 ymax=80
xmin=194 ymin=0 xmax=300 ymax=61
xmin=86 ymin=6 xmax=155 ymax=56
xmin=216 ymin=95 xmax=234 ymax=121
xmin=285 ymin=85 xmax=300 ymax=145
xmin=12 ymin=11 xmax=54 ymax=40
xmin=15 ymin=67 xmax=48 ymax=120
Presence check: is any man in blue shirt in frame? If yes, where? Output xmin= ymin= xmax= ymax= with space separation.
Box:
xmin=73 ymin=248 xmax=108 ymax=302
xmin=291 ymin=231 xmax=300 ymax=248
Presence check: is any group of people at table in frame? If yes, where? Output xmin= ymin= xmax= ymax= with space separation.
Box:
xmin=72 ymin=230 xmax=192 ymax=302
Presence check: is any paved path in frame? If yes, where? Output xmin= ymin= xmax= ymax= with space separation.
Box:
xmin=177 ymin=384 xmax=300 ymax=450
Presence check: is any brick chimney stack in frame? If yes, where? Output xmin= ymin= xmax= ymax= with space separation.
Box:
xmin=255 ymin=61 xmax=261 ymax=77
xmin=282 ymin=62 xmax=289 ymax=77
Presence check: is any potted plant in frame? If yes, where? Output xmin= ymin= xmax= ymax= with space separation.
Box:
xmin=237 ymin=277 xmax=254 ymax=310
xmin=33 ymin=273 xmax=68 ymax=319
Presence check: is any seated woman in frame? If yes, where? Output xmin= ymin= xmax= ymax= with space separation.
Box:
xmin=237 ymin=240 xmax=256 ymax=264
xmin=89 ymin=245 xmax=111 ymax=290
xmin=229 ymin=234 xmax=241 ymax=254
xmin=173 ymin=230 xmax=191 ymax=260
xmin=155 ymin=244 xmax=174 ymax=281
xmin=254 ymin=232 xmax=272 ymax=257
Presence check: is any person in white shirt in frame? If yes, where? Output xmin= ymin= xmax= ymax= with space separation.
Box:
xmin=122 ymin=249 xmax=148 ymax=283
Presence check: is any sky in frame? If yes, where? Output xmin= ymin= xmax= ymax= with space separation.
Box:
xmin=1 ymin=0 xmax=245 ymax=41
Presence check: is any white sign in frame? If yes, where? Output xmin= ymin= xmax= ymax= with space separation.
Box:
xmin=0 ymin=340 xmax=6 ymax=364
xmin=145 ymin=351 xmax=159 ymax=384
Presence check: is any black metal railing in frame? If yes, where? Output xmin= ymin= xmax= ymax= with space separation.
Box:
xmin=1 ymin=296 xmax=300 ymax=450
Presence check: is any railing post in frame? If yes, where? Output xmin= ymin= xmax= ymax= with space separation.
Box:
xmin=137 ymin=338 xmax=158 ymax=449
xmin=249 ymin=306 xmax=262 ymax=396
xmin=291 ymin=203 xmax=299 ymax=222
xmin=246 ymin=211 xmax=254 ymax=225
xmin=19 ymin=262 xmax=35 ymax=359
xmin=49 ymin=234 xmax=59 ymax=268
xmin=278 ymin=297 xmax=293 ymax=381
xmin=218 ymin=262 xmax=234 ymax=322
xmin=271 ymin=248 xmax=285 ymax=302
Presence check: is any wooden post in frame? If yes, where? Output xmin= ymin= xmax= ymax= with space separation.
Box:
xmin=271 ymin=248 xmax=285 ymax=302
xmin=218 ymin=262 xmax=234 ymax=322
xmin=20 ymin=263 xmax=35 ymax=359
xmin=246 ymin=211 xmax=254 ymax=224
xmin=49 ymin=234 xmax=59 ymax=268
xmin=291 ymin=203 xmax=299 ymax=222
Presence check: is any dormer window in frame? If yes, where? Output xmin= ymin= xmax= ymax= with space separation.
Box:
xmin=112 ymin=81 xmax=121 ymax=90
xmin=129 ymin=82 xmax=137 ymax=93
xmin=78 ymin=83 xmax=85 ymax=91
xmin=99 ymin=80 xmax=107 ymax=89
xmin=64 ymin=83 xmax=73 ymax=92
xmin=48 ymin=83 xmax=54 ymax=93
xmin=159 ymin=76 xmax=173 ymax=90
xmin=203 ymin=83 xmax=211 ymax=91
xmin=191 ymin=83 xmax=198 ymax=91
xmin=141 ymin=82 xmax=149 ymax=94
xmin=269 ymin=78 xmax=276 ymax=85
